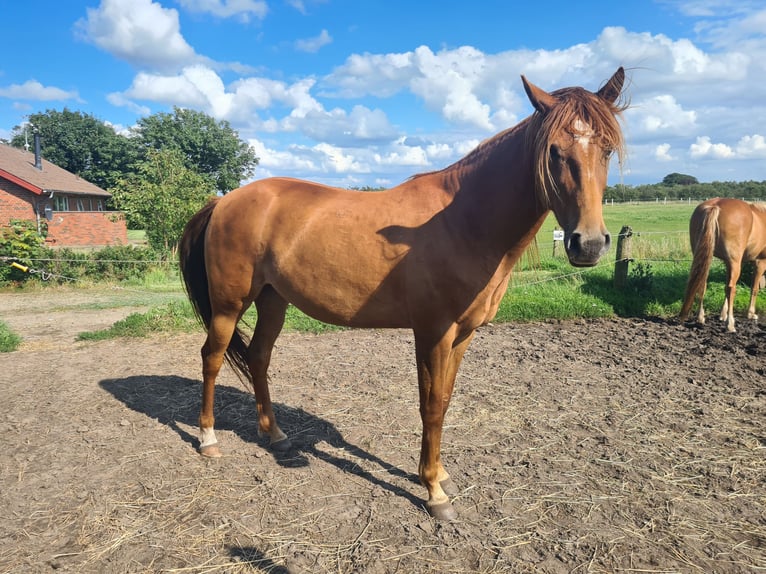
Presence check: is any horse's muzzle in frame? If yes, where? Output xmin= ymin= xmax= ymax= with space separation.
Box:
xmin=566 ymin=231 xmax=611 ymax=267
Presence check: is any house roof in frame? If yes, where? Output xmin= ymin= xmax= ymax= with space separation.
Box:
xmin=0 ymin=144 xmax=111 ymax=197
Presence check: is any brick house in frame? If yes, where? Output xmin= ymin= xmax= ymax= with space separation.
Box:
xmin=0 ymin=141 xmax=127 ymax=248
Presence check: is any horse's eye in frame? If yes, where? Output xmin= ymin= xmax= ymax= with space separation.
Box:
xmin=549 ymin=145 xmax=561 ymax=161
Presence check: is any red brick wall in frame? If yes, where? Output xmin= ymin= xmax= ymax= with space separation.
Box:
xmin=1 ymin=181 xmax=127 ymax=247
xmin=45 ymin=211 xmax=128 ymax=248
xmin=0 ymin=180 xmax=37 ymax=226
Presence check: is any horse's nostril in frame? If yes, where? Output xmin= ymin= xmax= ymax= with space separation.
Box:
xmin=568 ymin=233 xmax=582 ymax=254
xmin=604 ymin=233 xmax=611 ymax=249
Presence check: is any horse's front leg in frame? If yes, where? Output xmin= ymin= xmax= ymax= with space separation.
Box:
xmin=414 ymin=328 xmax=472 ymax=520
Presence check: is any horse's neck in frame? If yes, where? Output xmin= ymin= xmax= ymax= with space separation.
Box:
xmin=448 ymin=128 xmax=547 ymax=254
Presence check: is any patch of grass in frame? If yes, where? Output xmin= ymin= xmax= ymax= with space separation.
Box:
xmin=285 ymin=305 xmax=342 ymax=334
xmin=78 ymin=300 xmax=200 ymax=340
xmin=78 ymin=299 xmax=341 ymax=341
xmin=0 ymin=320 xmax=22 ymax=352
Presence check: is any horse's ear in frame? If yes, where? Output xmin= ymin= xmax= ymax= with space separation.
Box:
xmin=522 ymin=75 xmax=557 ymax=115
xmin=597 ymin=67 xmax=625 ymax=104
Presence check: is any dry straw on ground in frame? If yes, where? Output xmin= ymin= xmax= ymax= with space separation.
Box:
xmin=0 ymin=290 xmax=764 ymax=573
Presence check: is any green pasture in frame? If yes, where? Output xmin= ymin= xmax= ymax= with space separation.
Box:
xmin=3 ymin=201 xmax=764 ymax=346
xmin=508 ymin=200 xmax=762 ymax=321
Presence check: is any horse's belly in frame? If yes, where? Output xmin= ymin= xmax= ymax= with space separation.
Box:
xmin=271 ymin=264 xmax=412 ymax=329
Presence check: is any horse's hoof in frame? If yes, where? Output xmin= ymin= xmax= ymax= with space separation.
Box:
xmin=427 ymin=500 xmax=458 ymax=521
xmin=440 ymin=478 xmax=459 ymax=497
xmin=200 ymin=443 xmax=222 ymax=458
xmin=271 ymin=437 xmax=292 ymax=452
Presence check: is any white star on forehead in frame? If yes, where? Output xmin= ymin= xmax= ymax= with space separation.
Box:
xmin=572 ymin=119 xmax=594 ymax=149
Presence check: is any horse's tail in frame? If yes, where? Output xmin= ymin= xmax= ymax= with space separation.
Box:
xmin=178 ymin=198 xmax=252 ymax=383
xmin=680 ymin=204 xmax=720 ymax=320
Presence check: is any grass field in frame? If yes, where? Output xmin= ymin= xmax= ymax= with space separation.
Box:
xmin=4 ymin=201 xmax=764 ymax=345
xmin=491 ymin=200 xmax=760 ymax=322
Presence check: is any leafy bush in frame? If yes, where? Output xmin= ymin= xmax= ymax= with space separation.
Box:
xmin=0 ymin=225 xmax=167 ymax=285
xmin=88 ymin=245 xmax=161 ymax=280
xmin=0 ymin=320 xmax=22 ymax=352
xmin=0 ymin=219 xmax=49 ymax=284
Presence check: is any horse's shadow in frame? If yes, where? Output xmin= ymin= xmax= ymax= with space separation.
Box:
xmin=99 ymin=375 xmax=422 ymax=507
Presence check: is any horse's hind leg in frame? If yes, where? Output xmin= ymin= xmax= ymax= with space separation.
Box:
xmin=696 ymin=293 xmax=706 ymax=325
xmin=747 ymin=259 xmax=766 ymax=321
xmin=721 ymin=260 xmax=741 ymax=332
xmin=199 ymin=307 xmax=243 ymax=457
xmin=696 ymin=280 xmax=708 ymax=325
xmin=249 ymin=286 xmax=291 ymax=451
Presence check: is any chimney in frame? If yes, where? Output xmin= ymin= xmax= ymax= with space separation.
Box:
xmin=34 ymin=129 xmax=42 ymax=170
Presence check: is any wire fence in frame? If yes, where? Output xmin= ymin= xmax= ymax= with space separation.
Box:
xmin=0 ymin=228 xmax=698 ymax=290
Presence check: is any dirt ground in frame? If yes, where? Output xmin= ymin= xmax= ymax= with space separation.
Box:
xmin=0 ymin=288 xmax=764 ymax=573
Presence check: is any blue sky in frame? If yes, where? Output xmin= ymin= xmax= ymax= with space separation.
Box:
xmin=1 ymin=0 xmax=765 ymax=188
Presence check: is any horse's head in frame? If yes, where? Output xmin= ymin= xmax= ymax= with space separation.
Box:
xmin=522 ymin=68 xmax=627 ymax=267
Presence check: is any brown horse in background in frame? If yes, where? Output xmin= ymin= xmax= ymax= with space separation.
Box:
xmin=179 ymin=68 xmax=628 ymax=520
xmin=680 ymin=197 xmax=766 ymax=332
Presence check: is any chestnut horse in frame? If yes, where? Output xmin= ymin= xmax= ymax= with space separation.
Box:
xmin=179 ymin=68 xmax=627 ymax=520
xmin=680 ymin=197 xmax=766 ymax=332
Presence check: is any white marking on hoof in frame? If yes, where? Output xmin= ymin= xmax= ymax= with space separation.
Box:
xmin=200 ymin=427 xmax=220 ymax=457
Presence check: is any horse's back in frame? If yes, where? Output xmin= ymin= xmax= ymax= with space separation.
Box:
xmin=692 ymin=198 xmax=764 ymax=260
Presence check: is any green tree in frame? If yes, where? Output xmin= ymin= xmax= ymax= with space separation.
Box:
xmin=662 ymin=173 xmax=699 ymax=186
xmin=110 ymin=148 xmax=215 ymax=252
xmin=10 ymin=109 xmax=138 ymax=190
xmin=133 ymin=107 xmax=258 ymax=193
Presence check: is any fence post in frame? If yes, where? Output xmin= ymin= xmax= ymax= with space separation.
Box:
xmin=614 ymin=225 xmax=632 ymax=290
xmin=552 ymin=227 xmax=564 ymax=257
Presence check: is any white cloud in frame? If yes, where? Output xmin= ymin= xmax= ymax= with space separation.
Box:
xmin=313 ymin=143 xmax=369 ymax=173
xmin=673 ymin=1 xmax=750 ymax=18
xmin=116 ymin=65 xmax=398 ymax=147
xmin=654 ymin=143 xmax=675 ymax=162
xmin=320 ymin=27 xmax=750 ymax=136
xmin=88 ymin=3 xmax=766 ymax=186
xmin=689 ymin=136 xmax=734 ymax=158
xmin=736 ymin=134 xmax=766 ymax=158
xmin=285 ymin=0 xmax=307 ymax=14
xmin=122 ymin=66 xmax=216 ymax=109
xmin=694 ymin=5 xmax=766 ymax=47
xmin=325 ymin=45 xmax=526 ymax=131
xmin=176 ymin=0 xmax=268 ymax=22
xmin=630 ymin=94 xmax=697 ymax=134
xmin=295 ymin=29 xmax=332 ymax=53
xmin=0 ymin=80 xmax=80 ymax=102
xmin=248 ymin=137 xmax=318 ymax=174
xmin=76 ymin=0 xmax=198 ymax=71
xmin=106 ymin=92 xmax=151 ymax=116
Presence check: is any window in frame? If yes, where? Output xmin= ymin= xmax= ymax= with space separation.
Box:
xmin=76 ymin=198 xmax=86 ymax=211
xmin=53 ymin=195 xmax=69 ymax=211
xmin=95 ymin=199 xmax=104 ymax=211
